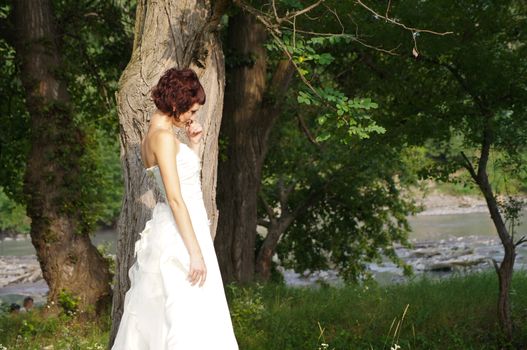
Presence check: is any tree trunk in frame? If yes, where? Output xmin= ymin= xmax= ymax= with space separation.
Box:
xmin=255 ymin=181 xmax=326 ymax=281
xmin=255 ymin=220 xmax=290 ymax=281
xmin=215 ymin=10 xmax=295 ymax=284
xmin=478 ymin=169 xmax=516 ymax=341
xmin=13 ymin=0 xmax=112 ymax=314
xmin=464 ymin=121 xmax=517 ymax=342
xmin=109 ymin=0 xmax=225 ymax=345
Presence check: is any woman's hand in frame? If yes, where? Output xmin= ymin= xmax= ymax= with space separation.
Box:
xmin=185 ymin=120 xmax=203 ymax=145
xmin=187 ymin=252 xmax=207 ymax=287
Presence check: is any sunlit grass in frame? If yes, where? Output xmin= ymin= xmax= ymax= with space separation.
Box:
xmin=229 ymin=269 xmax=527 ymax=349
xmin=1 ymin=269 xmax=526 ymax=349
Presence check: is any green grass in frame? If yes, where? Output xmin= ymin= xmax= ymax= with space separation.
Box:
xmin=0 ymin=308 xmax=110 ymax=349
xmin=229 ymin=270 xmax=527 ymax=349
xmin=1 ymin=269 xmax=527 ymax=349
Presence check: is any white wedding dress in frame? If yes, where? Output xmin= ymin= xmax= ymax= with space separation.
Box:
xmin=112 ymin=142 xmax=239 ymax=349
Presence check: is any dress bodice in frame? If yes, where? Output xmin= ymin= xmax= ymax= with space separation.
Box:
xmin=145 ymin=143 xmax=202 ymax=201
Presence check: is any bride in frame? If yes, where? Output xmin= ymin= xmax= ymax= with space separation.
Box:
xmin=112 ymin=68 xmax=239 ymax=349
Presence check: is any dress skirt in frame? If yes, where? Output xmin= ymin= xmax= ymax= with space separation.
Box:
xmin=112 ymin=201 xmax=239 ymax=350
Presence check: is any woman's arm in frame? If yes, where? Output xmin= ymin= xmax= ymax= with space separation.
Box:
xmin=153 ymin=130 xmax=207 ymax=287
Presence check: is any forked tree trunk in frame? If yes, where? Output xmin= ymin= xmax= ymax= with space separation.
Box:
xmin=463 ymin=122 xmax=517 ymax=342
xmin=215 ymin=11 xmax=295 ymax=283
xmin=13 ymin=0 xmax=112 ymax=314
xmin=109 ymin=0 xmax=225 ymax=345
xmin=478 ymin=168 xmax=516 ymax=341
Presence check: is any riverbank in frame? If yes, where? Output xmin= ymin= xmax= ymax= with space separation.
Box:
xmin=1 ymin=193 xmax=526 ymax=301
xmin=3 ymin=230 xmax=526 ymax=301
xmin=1 ymin=270 xmax=526 ymax=349
xmin=416 ymin=193 xmax=489 ymax=215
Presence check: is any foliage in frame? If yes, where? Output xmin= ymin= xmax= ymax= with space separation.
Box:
xmin=58 ymin=289 xmax=80 ymax=316
xmin=0 ymin=187 xmax=30 ymax=234
xmin=255 ymin=0 xmax=438 ymax=282
xmin=0 ymin=305 xmax=110 ymax=349
xmin=262 ymin=97 xmax=418 ymax=283
xmin=259 ymin=0 xmax=527 ymax=284
xmin=225 ymin=283 xmax=267 ymax=333
xmin=265 ymin=31 xmax=386 ymax=145
xmin=331 ymin=0 xmax=527 ymax=190
xmin=0 ymin=0 xmax=133 ymax=229
xmin=497 ymin=196 xmax=527 ymax=237
xmin=0 ymin=2 xmax=29 ymax=202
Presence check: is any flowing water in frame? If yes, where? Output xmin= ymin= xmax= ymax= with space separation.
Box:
xmin=1 ymin=209 xmax=526 ymax=303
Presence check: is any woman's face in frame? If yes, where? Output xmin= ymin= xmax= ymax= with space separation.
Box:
xmin=177 ymin=103 xmax=200 ymax=126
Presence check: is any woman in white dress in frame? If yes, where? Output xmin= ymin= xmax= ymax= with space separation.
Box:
xmin=112 ymin=68 xmax=239 ymax=349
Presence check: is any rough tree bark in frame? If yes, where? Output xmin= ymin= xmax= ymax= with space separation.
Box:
xmin=109 ymin=0 xmax=226 ymax=346
xmin=215 ymin=11 xmax=295 ymax=283
xmin=13 ymin=0 xmax=112 ymax=314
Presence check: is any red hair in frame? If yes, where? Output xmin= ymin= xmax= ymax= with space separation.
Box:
xmin=151 ymin=68 xmax=206 ymax=119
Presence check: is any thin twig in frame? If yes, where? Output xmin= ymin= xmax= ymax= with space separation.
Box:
xmin=385 ymin=0 xmax=392 ymax=19
xmin=283 ymin=0 xmax=324 ymax=21
xmin=323 ymin=4 xmax=344 ymax=34
xmin=355 ymin=0 xmax=453 ymax=36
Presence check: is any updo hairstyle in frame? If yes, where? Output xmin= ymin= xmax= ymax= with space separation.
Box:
xmin=151 ymin=68 xmax=206 ymax=120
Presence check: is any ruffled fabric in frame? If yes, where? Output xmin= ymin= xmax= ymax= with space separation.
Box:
xmin=113 ymin=143 xmax=238 ymax=349
xmin=112 ymin=203 xmax=239 ymax=349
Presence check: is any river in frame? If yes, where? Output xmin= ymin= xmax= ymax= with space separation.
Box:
xmin=1 ymin=208 xmax=526 ymax=304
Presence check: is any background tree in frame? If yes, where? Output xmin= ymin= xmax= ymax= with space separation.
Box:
xmin=216 ymin=0 xmax=425 ymax=284
xmin=259 ymin=106 xmax=418 ymax=283
xmin=215 ymin=9 xmax=295 ymax=283
xmin=7 ymin=0 xmax=127 ymax=314
xmin=335 ymin=0 xmax=527 ymax=342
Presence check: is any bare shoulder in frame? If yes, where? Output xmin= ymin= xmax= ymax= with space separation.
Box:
xmin=149 ymin=129 xmax=180 ymax=166
xmin=149 ymin=129 xmax=180 ymax=151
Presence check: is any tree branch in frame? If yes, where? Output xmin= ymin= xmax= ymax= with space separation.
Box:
xmin=491 ymin=258 xmax=500 ymax=275
xmin=277 ymin=177 xmax=295 ymax=213
xmin=296 ymin=114 xmax=321 ymax=147
xmin=355 ymin=0 xmax=453 ymax=36
xmin=206 ymin=0 xmax=230 ymax=32
xmin=417 ymin=55 xmax=488 ymax=116
xmin=257 ymin=218 xmax=271 ymax=227
xmin=460 ymin=151 xmax=478 ymax=181
xmin=477 ymin=118 xmax=492 ymax=181
xmin=514 ymin=235 xmax=527 ymax=248
xmin=259 ymin=191 xmax=276 ymax=223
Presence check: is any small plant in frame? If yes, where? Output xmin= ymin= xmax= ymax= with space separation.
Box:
xmin=87 ymin=342 xmax=105 ymax=350
xmin=226 ymin=283 xmax=266 ymax=331
xmin=316 ymin=321 xmax=334 ymax=350
xmin=20 ymin=319 xmax=37 ymax=337
xmin=58 ymin=289 xmax=79 ymax=316
xmin=384 ymin=303 xmax=410 ymax=350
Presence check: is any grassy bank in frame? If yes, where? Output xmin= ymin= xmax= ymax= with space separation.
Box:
xmin=1 ymin=269 xmax=526 ymax=349
xmin=231 ymin=270 xmax=527 ymax=349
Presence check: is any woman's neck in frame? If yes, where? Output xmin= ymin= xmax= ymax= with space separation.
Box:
xmin=151 ymin=110 xmax=184 ymax=130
